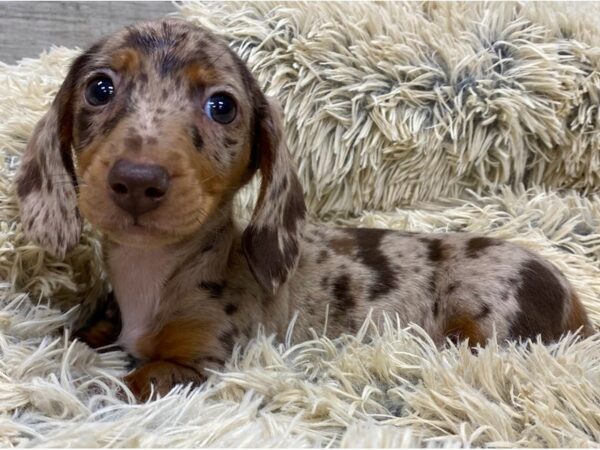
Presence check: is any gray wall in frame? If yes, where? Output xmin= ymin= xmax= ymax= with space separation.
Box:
xmin=0 ymin=2 xmax=176 ymax=64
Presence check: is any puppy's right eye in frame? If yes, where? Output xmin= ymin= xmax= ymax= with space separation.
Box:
xmin=85 ymin=76 xmax=115 ymax=106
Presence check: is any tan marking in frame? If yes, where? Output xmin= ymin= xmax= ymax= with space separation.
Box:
xmin=137 ymin=319 xmax=223 ymax=365
xmin=184 ymin=63 xmax=221 ymax=86
xmin=444 ymin=315 xmax=486 ymax=346
xmin=111 ymin=48 xmax=141 ymax=73
xmin=564 ymin=293 xmax=595 ymax=337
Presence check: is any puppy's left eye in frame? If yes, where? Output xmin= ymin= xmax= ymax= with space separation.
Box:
xmin=204 ymin=94 xmax=236 ymax=124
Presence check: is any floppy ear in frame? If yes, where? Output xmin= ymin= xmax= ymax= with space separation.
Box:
xmin=242 ymin=96 xmax=306 ymax=295
xmin=15 ymin=57 xmax=85 ymax=259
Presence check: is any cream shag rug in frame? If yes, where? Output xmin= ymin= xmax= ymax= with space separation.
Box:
xmin=1 ymin=1 xmax=600 ymax=447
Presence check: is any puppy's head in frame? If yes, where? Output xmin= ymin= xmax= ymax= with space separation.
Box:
xmin=16 ymin=19 xmax=305 ymax=293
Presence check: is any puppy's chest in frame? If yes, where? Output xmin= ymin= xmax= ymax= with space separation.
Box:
xmin=107 ymin=246 xmax=180 ymax=357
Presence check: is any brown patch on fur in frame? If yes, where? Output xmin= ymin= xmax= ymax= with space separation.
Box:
xmin=111 ymin=48 xmax=141 ymax=73
xmin=137 ymin=319 xmax=222 ymax=365
xmin=184 ymin=63 xmax=221 ymax=87
xmin=444 ymin=315 xmax=486 ymax=346
xmin=509 ymin=259 xmax=566 ymax=341
xmin=330 ymin=236 xmax=355 ymax=256
xmin=124 ymin=132 xmax=143 ymax=152
xmin=563 ymin=292 xmax=594 ymax=337
xmin=423 ymin=238 xmax=449 ymax=262
xmin=243 ymin=224 xmax=299 ymax=293
xmin=329 ymin=274 xmax=357 ymax=332
xmin=160 ymin=44 xmax=204 ymax=78
xmin=224 ymin=303 xmax=237 ymax=315
xmin=466 ymin=237 xmax=502 ymax=258
xmin=332 ymin=274 xmax=355 ymax=311
xmin=348 ymin=228 xmax=397 ymax=300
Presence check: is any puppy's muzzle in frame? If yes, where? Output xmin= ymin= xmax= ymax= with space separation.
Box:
xmin=108 ymin=159 xmax=170 ymax=216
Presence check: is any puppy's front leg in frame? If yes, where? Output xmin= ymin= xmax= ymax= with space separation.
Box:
xmin=123 ymin=318 xmax=235 ymax=401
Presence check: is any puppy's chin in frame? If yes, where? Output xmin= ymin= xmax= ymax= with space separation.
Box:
xmin=103 ymin=226 xmax=185 ymax=249
xmin=81 ymin=207 xmax=205 ymax=249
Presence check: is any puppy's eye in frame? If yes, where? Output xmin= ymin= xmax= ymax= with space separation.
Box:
xmin=85 ymin=76 xmax=115 ymax=106
xmin=204 ymin=94 xmax=236 ymax=124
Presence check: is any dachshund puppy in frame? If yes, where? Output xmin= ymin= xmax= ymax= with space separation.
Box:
xmin=16 ymin=19 xmax=594 ymax=400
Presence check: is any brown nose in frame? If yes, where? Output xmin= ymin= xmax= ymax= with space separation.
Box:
xmin=107 ymin=159 xmax=170 ymax=216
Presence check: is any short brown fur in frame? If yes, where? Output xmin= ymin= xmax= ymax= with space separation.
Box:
xmin=444 ymin=315 xmax=486 ymax=347
xmin=564 ymin=293 xmax=595 ymax=337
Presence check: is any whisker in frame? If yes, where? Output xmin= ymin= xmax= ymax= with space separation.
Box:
xmin=198 ymin=173 xmax=218 ymax=184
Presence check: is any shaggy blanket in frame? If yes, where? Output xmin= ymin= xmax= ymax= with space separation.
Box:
xmin=1 ymin=1 xmax=599 ymax=447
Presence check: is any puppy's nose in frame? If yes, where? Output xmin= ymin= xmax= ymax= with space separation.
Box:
xmin=108 ymin=159 xmax=170 ymax=216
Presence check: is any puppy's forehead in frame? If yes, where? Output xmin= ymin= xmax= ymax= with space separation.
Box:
xmin=118 ymin=20 xmax=224 ymax=61
xmin=83 ymin=19 xmax=244 ymax=87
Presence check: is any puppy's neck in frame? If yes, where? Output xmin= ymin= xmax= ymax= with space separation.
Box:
xmin=105 ymin=206 xmax=237 ymax=356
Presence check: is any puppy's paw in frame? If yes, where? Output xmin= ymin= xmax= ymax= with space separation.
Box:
xmin=124 ymin=361 xmax=205 ymax=402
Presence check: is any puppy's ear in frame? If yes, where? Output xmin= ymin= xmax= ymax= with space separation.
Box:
xmin=242 ymin=96 xmax=306 ymax=295
xmin=15 ymin=54 xmax=88 ymax=258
